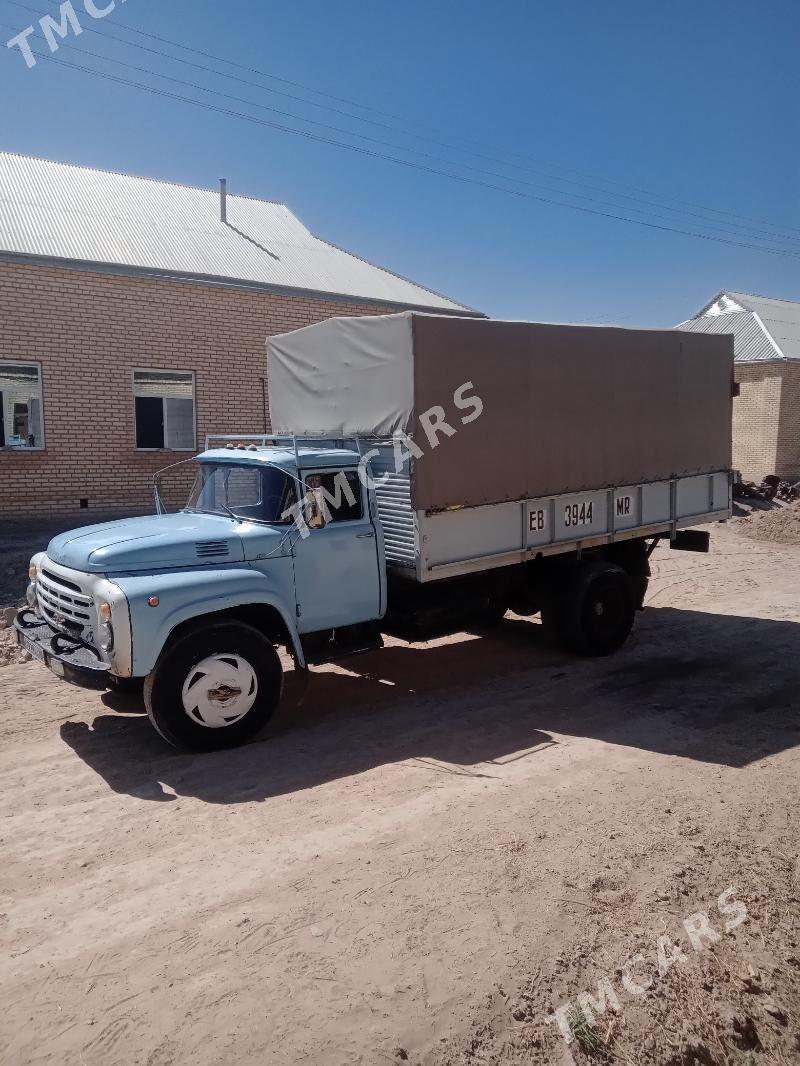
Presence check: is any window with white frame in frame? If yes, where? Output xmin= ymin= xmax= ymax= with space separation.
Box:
xmin=133 ymin=369 xmax=196 ymax=450
xmin=0 ymin=362 xmax=45 ymax=450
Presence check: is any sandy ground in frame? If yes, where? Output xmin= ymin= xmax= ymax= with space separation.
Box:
xmin=0 ymin=520 xmax=799 ymax=1065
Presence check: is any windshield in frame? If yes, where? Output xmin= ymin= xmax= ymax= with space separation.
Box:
xmin=185 ymin=463 xmax=297 ymax=524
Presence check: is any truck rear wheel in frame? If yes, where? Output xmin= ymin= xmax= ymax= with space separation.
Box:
xmin=543 ymin=561 xmax=635 ymax=656
xmin=144 ymin=622 xmax=283 ymax=751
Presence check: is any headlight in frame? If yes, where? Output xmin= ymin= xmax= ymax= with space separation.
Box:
xmin=26 ymin=583 xmax=37 ymax=608
xmin=27 ymin=553 xmax=45 ymax=596
xmin=96 ymin=600 xmax=114 ymax=651
xmin=97 ymin=619 xmax=114 ymax=652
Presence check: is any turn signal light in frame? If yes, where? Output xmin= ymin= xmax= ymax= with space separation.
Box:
xmin=98 ymin=601 xmax=112 ymax=622
xmin=29 ymin=564 xmax=38 ymax=579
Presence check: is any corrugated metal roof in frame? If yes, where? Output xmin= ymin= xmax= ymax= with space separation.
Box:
xmin=0 ymin=152 xmax=476 ymax=314
xmin=727 ymin=291 xmax=800 ymax=361
xmin=675 ymin=309 xmax=779 ymax=362
xmin=676 ymin=290 xmax=800 ymax=362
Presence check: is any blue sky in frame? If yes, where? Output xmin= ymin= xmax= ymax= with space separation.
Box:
xmin=1 ymin=0 xmax=798 ymax=323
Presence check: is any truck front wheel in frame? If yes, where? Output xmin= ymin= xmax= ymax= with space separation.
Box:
xmin=144 ymin=622 xmax=283 ymax=751
xmin=543 ymin=561 xmax=635 ymax=656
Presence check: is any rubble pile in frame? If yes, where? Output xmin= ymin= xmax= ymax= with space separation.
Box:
xmin=737 ymin=499 xmax=800 ymax=546
xmin=0 ymin=627 xmax=28 ymax=669
xmin=733 ymin=474 xmax=800 ymax=502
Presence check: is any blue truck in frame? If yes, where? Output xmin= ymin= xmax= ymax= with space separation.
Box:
xmin=15 ymin=314 xmax=735 ymax=750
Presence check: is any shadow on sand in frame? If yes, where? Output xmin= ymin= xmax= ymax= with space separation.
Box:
xmin=60 ymin=606 xmax=800 ymax=803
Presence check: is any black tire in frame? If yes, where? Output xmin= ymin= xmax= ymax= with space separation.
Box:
xmin=144 ymin=622 xmax=283 ymax=751
xmin=545 ymin=561 xmax=636 ymax=656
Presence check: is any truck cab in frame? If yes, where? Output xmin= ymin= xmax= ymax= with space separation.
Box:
xmin=16 ymin=444 xmax=386 ymax=750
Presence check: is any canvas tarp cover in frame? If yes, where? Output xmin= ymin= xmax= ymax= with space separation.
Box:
xmin=267 ymin=313 xmax=415 ymax=438
xmin=267 ymin=313 xmax=734 ymax=512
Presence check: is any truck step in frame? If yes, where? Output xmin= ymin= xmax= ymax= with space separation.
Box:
xmin=302 ymin=623 xmax=384 ymax=666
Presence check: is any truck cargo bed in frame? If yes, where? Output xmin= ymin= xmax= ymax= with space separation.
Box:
xmin=368 ymin=444 xmax=730 ymax=581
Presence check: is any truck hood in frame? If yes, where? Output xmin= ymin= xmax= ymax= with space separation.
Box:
xmin=46 ymin=513 xmax=251 ymax=573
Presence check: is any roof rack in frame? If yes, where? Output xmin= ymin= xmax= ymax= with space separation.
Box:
xmin=204 ymin=433 xmax=368 ymax=464
xmin=203 ymin=432 xmax=407 ymax=460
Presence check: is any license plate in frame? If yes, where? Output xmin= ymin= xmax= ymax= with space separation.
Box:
xmin=17 ymin=629 xmax=47 ymax=665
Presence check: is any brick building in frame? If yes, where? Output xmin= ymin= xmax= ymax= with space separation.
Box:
xmin=0 ymin=153 xmax=476 ymax=520
xmin=677 ymin=291 xmax=800 ymax=481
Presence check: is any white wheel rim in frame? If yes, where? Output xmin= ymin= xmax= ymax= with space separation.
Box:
xmin=181 ymin=653 xmax=258 ymax=729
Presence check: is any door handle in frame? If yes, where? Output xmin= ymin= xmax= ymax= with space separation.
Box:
xmin=356 ymin=531 xmax=375 ymax=539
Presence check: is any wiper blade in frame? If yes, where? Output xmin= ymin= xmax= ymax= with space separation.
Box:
xmin=218 ymin=502 xmax=242 ymax=523
xmin=183 ymin=505 xmax=241 ymax=522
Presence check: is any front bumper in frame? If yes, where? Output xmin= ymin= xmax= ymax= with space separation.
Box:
xmin=14 ymin=610 xmax=110 ymax=690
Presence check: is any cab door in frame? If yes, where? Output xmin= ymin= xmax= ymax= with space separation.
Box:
xmin=291 ymin=467 xmax=382 ymax=633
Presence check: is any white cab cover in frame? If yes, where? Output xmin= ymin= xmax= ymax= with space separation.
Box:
xmin=267 ymin=312 xmax=415 ymax=436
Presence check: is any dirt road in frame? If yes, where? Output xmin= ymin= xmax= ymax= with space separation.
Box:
xmin=1 ymin=522 xmax=798 ymax=1065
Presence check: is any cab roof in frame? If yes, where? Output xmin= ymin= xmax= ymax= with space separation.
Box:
xmin=197 ymin=446 xmax=362 ymax=470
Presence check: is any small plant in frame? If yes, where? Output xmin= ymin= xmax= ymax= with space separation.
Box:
xmin=498 ymin=832 xmax=526 ymax=854
xmin=568 ymin=1004 xmax=603 ymax=1056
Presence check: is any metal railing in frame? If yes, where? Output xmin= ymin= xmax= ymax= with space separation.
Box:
xmin=204 ymin=433 xmax=363 ymax=461
xmin=203 ymin=433 xmax=406 ymax=459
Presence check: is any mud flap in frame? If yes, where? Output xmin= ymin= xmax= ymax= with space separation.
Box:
xmin=670 ymin=530 xmax=710 ymax=553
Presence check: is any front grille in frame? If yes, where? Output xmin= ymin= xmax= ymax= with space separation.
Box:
xmin=41 ymin=568 xmax=83 ymax=593
xmin=37 ymin=567 xmax=95 ymax=635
